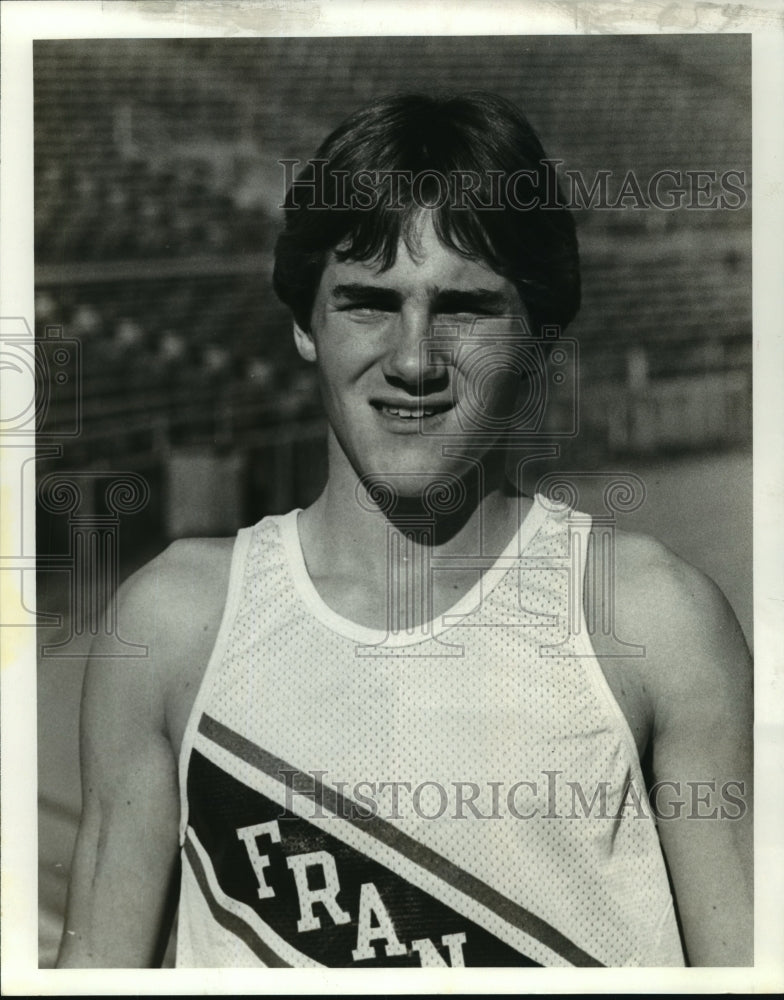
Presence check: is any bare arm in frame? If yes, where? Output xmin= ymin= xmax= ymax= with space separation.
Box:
xmin=56 ymin=555 xmax=180 ymax=967
xmin=616 ymin=535 xmax=753 ymax=966
xmin=56 ymin=539 xmax=231 ymax=967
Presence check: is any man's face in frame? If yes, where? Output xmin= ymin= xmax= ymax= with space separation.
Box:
xmin=295 ymin=214 xmax=531 ymax=497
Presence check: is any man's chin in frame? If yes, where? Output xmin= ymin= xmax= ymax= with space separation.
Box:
xmin=355 ymin=469 xmax=469 ymax=516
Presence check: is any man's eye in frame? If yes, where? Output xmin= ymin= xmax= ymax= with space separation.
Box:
xmin=434 ymin=310 xmax=492 ymax=323
xmin=344 ymin=305 xmax=390 ymax=318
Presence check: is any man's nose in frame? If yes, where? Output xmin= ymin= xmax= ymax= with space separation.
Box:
xmin=382 ymin=308 xmax=449 ymax=387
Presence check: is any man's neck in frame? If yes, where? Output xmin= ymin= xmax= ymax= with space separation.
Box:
xmin=296 ymin=444 xmax=530 ymax=629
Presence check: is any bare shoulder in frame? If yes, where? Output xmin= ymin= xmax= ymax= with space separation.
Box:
xmin=599 ymin=527 xmax=752 ymax=734
xmin=93 ymin=534 xmax=237 ymax=756
xmin=606 ymin=528 xmax=722 ymax=633
xmin=112 ymin=536 xmax=235 ymax=668
xmin=120 ymin=534 xmax=235 ymax=613
xmin=610 ymin=528 xmax=750 ymax=663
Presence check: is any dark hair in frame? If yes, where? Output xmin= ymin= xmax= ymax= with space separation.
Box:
xmin=273 ymin=92 xmax=580 ymax=333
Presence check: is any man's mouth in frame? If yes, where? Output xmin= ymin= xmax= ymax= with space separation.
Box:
xmin=372 ymin=400 xmax=454 ymax=420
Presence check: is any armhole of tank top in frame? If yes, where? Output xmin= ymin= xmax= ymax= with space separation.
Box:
xmin=569 ymin=516 xmax=649 ymax=781
xmin=177 ymin=525 xmax=255 ymax=844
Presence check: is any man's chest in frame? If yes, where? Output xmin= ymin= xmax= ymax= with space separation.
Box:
xmin=179 ymin=626 xmax=672 ymax=969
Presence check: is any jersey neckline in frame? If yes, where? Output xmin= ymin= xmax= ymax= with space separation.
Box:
xmin=274 ymin=493 xmax=552 ymax=648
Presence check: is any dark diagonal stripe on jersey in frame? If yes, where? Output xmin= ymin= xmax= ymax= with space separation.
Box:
xmin=184 ymin=834 xmax=292 ymax=967
xmin=198 ymin=713 xmax=603 ymax=967
xmin=188 ymin=750 xmax=538 ymax=966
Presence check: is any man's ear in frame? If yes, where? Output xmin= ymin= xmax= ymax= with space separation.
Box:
xmin=293 ymin=321 xmax=317 ymax=363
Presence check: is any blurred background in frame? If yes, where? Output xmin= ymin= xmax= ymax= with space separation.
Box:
xmin=35 ymin=35 xmax=751 ymax=966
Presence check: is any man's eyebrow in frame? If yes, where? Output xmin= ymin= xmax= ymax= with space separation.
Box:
xmin=330 ymin=283 xmax=402 ymax=305
xmin=431 ymin=288 xmax=511 ymax=312
xmin=330 ymin=283 xmax=512 ymax=312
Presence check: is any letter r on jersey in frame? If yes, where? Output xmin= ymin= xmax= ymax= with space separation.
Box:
xmin=287 ymin=851 xmax=351 ymax=932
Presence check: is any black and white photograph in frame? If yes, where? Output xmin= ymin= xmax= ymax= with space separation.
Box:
xmin=1 ymin=0 xmax=782 ymax=993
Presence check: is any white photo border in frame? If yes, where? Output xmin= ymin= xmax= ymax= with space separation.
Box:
xmin=1 ymin=0 xmax=782 ymax=994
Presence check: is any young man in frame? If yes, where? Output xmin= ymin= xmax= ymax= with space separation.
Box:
xmin=57 ymin=93 xmax=752 ymax=969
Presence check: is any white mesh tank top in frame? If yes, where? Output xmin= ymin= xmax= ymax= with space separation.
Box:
xmin=176 ymin=494 xmax=685 ymax=968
